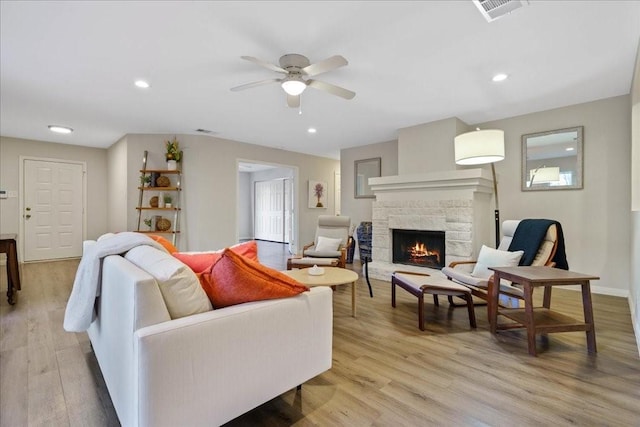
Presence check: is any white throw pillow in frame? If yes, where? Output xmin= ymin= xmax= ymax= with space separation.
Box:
xmin=470 ymin=245 xmax=524 ymax=279
xmin=315 ymin=236 xmax=343 ymax=252
xmin=125 ymin=245 xmax=212 ymax=319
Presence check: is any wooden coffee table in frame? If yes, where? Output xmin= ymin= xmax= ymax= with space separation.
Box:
xmin=489 ymin=266 xmax=599 ymax=356
xmin=283 ymin=267 xmax=359 ymax=317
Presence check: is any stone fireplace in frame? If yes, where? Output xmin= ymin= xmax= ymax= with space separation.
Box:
xmin=367 ymin=169 xmax=495 ymax=280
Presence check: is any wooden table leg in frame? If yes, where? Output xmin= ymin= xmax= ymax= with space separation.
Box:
xmin=391 ymin=278 xmax=396 ymax=308
xmin=523 ymin=283 xmax=537 ymax=356
xmin=581 ymin=281 xmax=597 ymax=353
xmin=542 ymin=285 xmax=552 ymax=309
xmin=3 ymin=238 xmax=20 ymax=305
xmin=488 ymin=274 xmax=500 ymax=334
xmin=351 ymin=281 xmax=356 ymax=318
xmin=418 ymin=293 xmax=424 ymax=331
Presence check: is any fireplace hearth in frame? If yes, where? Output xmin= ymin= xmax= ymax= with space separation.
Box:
xmin=392 ymin=229 xmax=445 ymax=269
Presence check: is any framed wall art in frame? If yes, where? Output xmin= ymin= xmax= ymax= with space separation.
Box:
xmin=308 ymin=180 xmax=327 ymax=208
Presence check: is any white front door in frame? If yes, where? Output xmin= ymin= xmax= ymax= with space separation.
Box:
xmin=23 ymin=159 xmax=84 ymax=261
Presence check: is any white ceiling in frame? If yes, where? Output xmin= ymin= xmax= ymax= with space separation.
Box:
xmin=1 ymin=1 xmax=639 ymax=160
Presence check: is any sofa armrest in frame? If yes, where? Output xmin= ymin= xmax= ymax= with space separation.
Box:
xmin=133 ymin=287 xmax=333 ymax=427
xmin=88 ymin=255 xmax=171 ymax=427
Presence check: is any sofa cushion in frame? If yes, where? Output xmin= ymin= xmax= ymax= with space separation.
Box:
xmin=471 ymin=245 xmax=524 ymax=279
xmin=198 ymin=248 xmax=309 ymax=308
xmin=125 ymin=245 xmax=212 ymax=318
xmin=172 ymin=241 xmax=259 ymax=273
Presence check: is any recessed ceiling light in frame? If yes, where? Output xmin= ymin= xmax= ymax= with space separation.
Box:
xmin=48 ymin=125 xmax=73 ymax=134
xmin=566 ymin=147 xmax=575 ymax=151
xmin=492 ymin=73 xmax=508 ymax=82
xmin=308 ymin=128 xmax=317 ymax=134
xmin=134 ymin=80 xmax=150 ymax=89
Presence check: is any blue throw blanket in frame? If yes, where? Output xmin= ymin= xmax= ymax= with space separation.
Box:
xmin=508 ymin=219 xmax=569 ymax=270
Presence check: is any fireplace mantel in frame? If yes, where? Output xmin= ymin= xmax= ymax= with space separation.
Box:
xmin=369 ymin=168 xmax=494 ymax=198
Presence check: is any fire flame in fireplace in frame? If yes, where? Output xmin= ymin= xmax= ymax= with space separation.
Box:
xmin=409 ymin=242 xmax=439 ymax=261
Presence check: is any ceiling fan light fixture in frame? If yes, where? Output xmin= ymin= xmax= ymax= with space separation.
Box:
xmin=281 ymin=78 xmax=306 ymax=96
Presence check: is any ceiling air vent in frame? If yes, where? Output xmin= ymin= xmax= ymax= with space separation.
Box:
xmin=472 ymin=0 xmax=528 ymax=22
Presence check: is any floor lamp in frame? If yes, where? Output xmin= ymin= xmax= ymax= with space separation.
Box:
xmin=454 ymin=129 xmax=505 ymax=248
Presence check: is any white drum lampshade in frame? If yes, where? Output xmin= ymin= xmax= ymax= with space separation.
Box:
xmin=454 ymin=129 xmax=505 ymax=165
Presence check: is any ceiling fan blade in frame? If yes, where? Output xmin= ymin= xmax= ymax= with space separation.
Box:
xmin=230 ymin=78 xmax=281 ymax=92
xmin=287 ymin=94 xmax=300 ymax=108
xmin=241 ymin=56 xmax=288 ymax=74
xmin=302 ymin=55 xmax=348 ymax=77
xmin=307 ymin=79 xmax=355 ymax=100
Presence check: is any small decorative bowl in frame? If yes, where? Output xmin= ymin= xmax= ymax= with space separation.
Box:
xmin=156 ymin=175 xmax=171 ymax=187
xmin=156 ymin=218 xmax=171 ymax=232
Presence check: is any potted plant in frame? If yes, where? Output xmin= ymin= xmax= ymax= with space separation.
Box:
xmin=163 ymin=194 xmax=173 ymax=208
xmin=140 ymin=175 xmax=152 ymax=187
xmin=165 ymin=137 xmax=182 ymax=170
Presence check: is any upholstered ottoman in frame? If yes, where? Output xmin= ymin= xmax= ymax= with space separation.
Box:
xmin=391 ymin=271 xmax=477 ymax=330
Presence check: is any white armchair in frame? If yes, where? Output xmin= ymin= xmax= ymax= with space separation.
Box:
xmin=442 ymin=219 xmax=561 ymax=305
xmin=288 ymin=215 xmax=351 ymax=269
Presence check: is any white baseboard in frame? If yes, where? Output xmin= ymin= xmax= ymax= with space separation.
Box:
xmin=557 ymin=284 xmax=628 ymax=298
xmin=590 ymin=284 xmax=629 ymax=298
xmin=630 ymin=297 xmax=640 ymax=357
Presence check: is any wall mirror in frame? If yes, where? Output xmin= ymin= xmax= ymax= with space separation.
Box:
xmin=355 ymin=157 xmax=381 ymax=198
xmin=521 ymin=126 xmax=583 ymax=191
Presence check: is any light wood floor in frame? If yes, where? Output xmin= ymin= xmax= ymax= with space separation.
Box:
xmin=1 ymin=252 xmax=639 ymax=426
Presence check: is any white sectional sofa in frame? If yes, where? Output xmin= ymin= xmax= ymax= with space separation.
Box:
xmin=85 ymin=241 xmax=333 ymax=427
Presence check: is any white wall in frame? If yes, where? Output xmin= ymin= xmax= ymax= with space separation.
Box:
xmin=477 ymin=95 xmax=631 ymax=297
xmin=107 ymin=135 xmax=128 ymax=232
xmin=238 ymin=172 xmax=252 ymax=240
xmin=0 ymin=137 xmax=108 ymax=250
xmin=398 ymin=117 xmax=468 ymax=174
xmin=114 ymin=134 xmax=339 ymax=253
xmin=340 ymin=140 xmax=398 ymax=227
xmin=630 ymin=42 xmax=640 ymax=354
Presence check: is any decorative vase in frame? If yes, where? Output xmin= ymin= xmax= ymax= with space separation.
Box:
xmin=159 ymin=192 xmax=165 ymax=208
xmin=167 ymin=160 xmax=177 ymax=171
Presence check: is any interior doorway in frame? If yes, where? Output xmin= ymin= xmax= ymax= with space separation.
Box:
xmin=237 ymin=161 xmax=297 ymax=254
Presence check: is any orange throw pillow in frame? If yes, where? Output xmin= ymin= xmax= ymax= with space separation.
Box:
xmin=198 ymin=248 xmax=309 ymax=308
xmin=173 ymin=241 xmax=259 ymax=273
xmin=148 ymin=234 xmax=178 ymax=254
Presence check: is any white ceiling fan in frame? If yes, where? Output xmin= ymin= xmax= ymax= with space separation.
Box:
xmin=230 ymin=54 xmax=356 ymax=108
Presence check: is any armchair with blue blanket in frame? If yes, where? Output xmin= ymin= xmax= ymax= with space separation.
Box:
xmin=442 ymin=219 xmax=568 ymax=307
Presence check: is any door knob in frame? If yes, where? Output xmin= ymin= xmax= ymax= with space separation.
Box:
xmin=26 ymin=207 xmax=31 ymax=211
xmin=25 ymin=214 xmax=31 ymax=219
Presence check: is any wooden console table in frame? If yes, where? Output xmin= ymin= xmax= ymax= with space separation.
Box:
xmin=489 ymin=266 xmax=598 ymax=356
xmin=0 ymin=234 xmax=21 ymax=305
